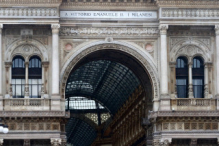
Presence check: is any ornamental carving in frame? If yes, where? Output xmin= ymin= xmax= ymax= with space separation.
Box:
xmin=60 ymin=43 xmax=159 ymax=101
xmin=59 ymin=27 xmax=159 ymax=37
xmin=161 ymin=8 xmax=219 ymax=19
xmin=170 ymin=37 xmax=211 ymax=62
xmin=5 ymin=39 xmax=49 ymax=62
xmin=51 ymin=138 xmax=61 ymax=146
xmin=0 ymin=8 xmax=58 ymax=18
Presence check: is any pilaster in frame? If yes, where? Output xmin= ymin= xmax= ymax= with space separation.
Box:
xmin=51 ymin=24 xmax=61 ymax=111
xmin=215 ymin=25 xmax=219 ymax=98
xmin=159 ymin=24 xmax=170 ymax=111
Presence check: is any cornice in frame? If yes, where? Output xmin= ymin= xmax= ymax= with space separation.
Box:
xmin=60 ymin=1 xmax=157 ymax=10
xmin=149 ymin=111 xmax=219 ymax=119
xmin=0 ymin=0 xmax=62 ymax=7
xmin=156 ymin=0 xmax=219 ymax=8
xmin=0 ymin=111 xmax=67 ymax=117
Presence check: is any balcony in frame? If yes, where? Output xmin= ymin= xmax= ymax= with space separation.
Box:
xmin=171 ymin=98 xmax=216 ymax=111
xmin=4 ymin=98 xmax=50 ymax=111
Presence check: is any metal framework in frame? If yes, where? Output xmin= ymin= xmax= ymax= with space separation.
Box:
xmin=65 ymin=60 xmax=140 ymax=146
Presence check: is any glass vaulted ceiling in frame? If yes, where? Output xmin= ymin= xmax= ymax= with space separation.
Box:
xmin=66 ymin=60 xmax=140 ymax=114
xmin=65 ymin=60 xmax=140 ymax=146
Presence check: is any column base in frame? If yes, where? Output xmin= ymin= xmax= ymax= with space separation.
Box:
xmin=0 ymin=96 xmax=3 ymax=111
xmin=159 ymin=94 xmax=171 ymax=111
xmin=51 ymin=95 xmax=61 ymax=111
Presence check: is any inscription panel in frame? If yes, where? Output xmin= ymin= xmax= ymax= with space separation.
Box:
xmin=60 ymin=11 xmax=157 ymax=20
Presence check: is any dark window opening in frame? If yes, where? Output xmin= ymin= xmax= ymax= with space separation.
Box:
xmin=176 ymin=57 xmax=188 ymax=98
xmin=29 ymin=56 xmax=42 ymax=98
xmin=192 ymin=57 xmax=204 ymax=98
xmin=12 ymin=56 xmax=25 ymax=98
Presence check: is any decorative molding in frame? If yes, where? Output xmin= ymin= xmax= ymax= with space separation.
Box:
xmin=159 ymin=24 xmax=168 ymax=35
xmin=0 ymin=111 xmax=66 ymax=117
xmin=215 ymin=25 xmax=219 ymax=36
xmin=52 ymin=24 xmax=60 ymax=34
xmin=0 ymin=8 xmax=58 ymax=18
xmin=5 ymin=39 xmax=49 ymax=62
xmin=59 ymin=27 xmax=159 ymax=37
xmin=60 ymin=1 xmax=157 ymax=11
xmin=0 ymin=0 xmax=62 ymax=7
xmin=161 ymin=8 xmax=219 ymax=19
xmin=160 ymin=138 xmax=172 ymax=146
xmin=60 ymin=43 xmax=159 ymax=100
xmin=156 ymin=0 xmax=219 ymax=7
xmin=169 ymin=37 xmax=211 ymax=62
xmin=149 ymin=111 xmax=219 ymax=118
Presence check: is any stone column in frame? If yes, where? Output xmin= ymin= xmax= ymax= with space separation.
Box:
xmin=204 ymin=63 xmax=209 ymax=98
xmin=160 ymin=138 xmax=172 ymax=146
xmin=190 ymin=138 xmax=197 ymax=146
xmin=169 ymin=62 xmax=176 ymax=98
xmin=41 ymin=61 xmax=49 ymax=98
xmin=24 ymin=62 xmax=29 ymax=98
xmin=0 ymin=24 xmax=3 ymax=97
xmin=0 ymin=139 xmax=3 ymax=146
xmin=51 ymin=24 xmax=61 ymax=111
xmin=51 ymin=138 xmax=61 ymax=146
xmin=51 ymin=24 xmax=60 ymax=96
xmin=159 ymin=24 xmax=169 ymax=96
xmin=215 ymin=25 xmax=219 ymax=98
xmin=159 ymin=24 xmax=170 ymax=111
xmin=23 ymin=139 xmax=30 ymax=146
xmin=188 ymin=63 xmax=194 ymax=98
xmin=5 ymin=62 xmax=12 ymax=98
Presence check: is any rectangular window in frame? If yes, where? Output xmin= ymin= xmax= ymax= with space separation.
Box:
xmin=176 ymin=79 xmax=187 ymax=98
xmin=193 ymin=79 xmax=203 ymax=98
xmin=12 ymin=79 xmax=25 ymax=98
xmin=29 ymin=79 xmax=42 ymax=98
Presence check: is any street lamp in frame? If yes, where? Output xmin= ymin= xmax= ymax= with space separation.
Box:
xmin=0 ymin=119 xmax=8 ymax=134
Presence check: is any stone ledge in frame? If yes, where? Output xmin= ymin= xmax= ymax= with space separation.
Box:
xmin=0 ymin=111 xmax=68 ymax=117
xmin=149 ymin=111 xmax=219 ymax=118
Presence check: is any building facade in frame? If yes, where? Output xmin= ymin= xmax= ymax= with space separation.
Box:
xmin=0 ymin=0 xmax=218 ymax=146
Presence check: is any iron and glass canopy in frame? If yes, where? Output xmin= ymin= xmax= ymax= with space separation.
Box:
xmin=65 ymin=60 xmax=140 ymax=146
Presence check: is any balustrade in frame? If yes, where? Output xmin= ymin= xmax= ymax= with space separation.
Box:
xmin=4 ymin=98 xmax=50 ymax=111
xmin=171 ymin=98 xmax=216 ymax=111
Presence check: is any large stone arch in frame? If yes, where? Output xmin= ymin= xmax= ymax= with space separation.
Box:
xmin=60 ymin=40 xmax=160 ymax=111
xmin=5 ymin=39 xmax=49 ymax=62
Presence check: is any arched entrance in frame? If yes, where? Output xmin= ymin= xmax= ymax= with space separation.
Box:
xmin=61 ymin=43 xmax=159 ymax=146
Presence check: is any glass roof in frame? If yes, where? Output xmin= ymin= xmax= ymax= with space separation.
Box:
xmin=66 ymin=117 xmax=97 ymax=146
xmin=66 ymin=60 xmax=140 ymax=115
xmin=65 ymin=60 xmax=141 ymax=146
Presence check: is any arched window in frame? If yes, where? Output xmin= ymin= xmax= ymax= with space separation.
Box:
xmin=12 ymin=56 xmax=25 ymax=98
xmin=28 ymin=56 xmax=42 ymax=98
xmin=176 ymin=57 xmax=188 ymax=98
xmin=192 ymin=57 xmax=204 ymax=98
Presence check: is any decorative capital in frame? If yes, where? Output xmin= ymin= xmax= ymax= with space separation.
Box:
xmin=0 ymin=139 xmax=3 ymax=146
xmin=51 ymin=24 xmax=60 ymax=34
xmin=160 ymin=138 xmax=172 ymax=146
xmin=51 ymin=138 xmax=61 ymax=146
xmin=159 ymin=24 xmax=168 ymax=35
xmin=215 ymin=25 xmax=219 ymax=35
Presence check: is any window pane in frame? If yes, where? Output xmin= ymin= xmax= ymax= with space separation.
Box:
xmin=176 ymin=79 xmax=187 ymax=98
xmin=193 ymin=79 xmax=203 ymax=98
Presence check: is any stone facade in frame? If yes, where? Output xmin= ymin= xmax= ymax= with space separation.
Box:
xmin=0 ymin=0 xmax=218 ymax=146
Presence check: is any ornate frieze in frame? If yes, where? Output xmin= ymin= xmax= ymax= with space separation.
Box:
xmin=0 ymin=8 xmax=58 ymax=18
xmin=51 ymin=138 xmax=62 ymax=146
xmin=0 ymin=111 xmax=66 ymax=117
xmin=149 ymin=111 xmax=219 ymax=118
xmin=0 ymin=0 xmax=62 ymax=7
xmin=157 ymin=0 xmax=219 ymax=7
xmin=161 ymin=8 xmax=219 ymax=19
xmin=169 ymin=37 xmax=211 ymax=62
xmin=60 ymin=1 xmax=157 ymax=11
xmin=59 ymin=27 xmax=159 ymax=37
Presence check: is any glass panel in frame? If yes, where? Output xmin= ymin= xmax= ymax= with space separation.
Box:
xmin=176 ymin=79 xmax=187 ymax=98
xmin=193 ymin=79 xmax=203 ymax=98
xmin=12 ymin=79 xmax=25 ymax=98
